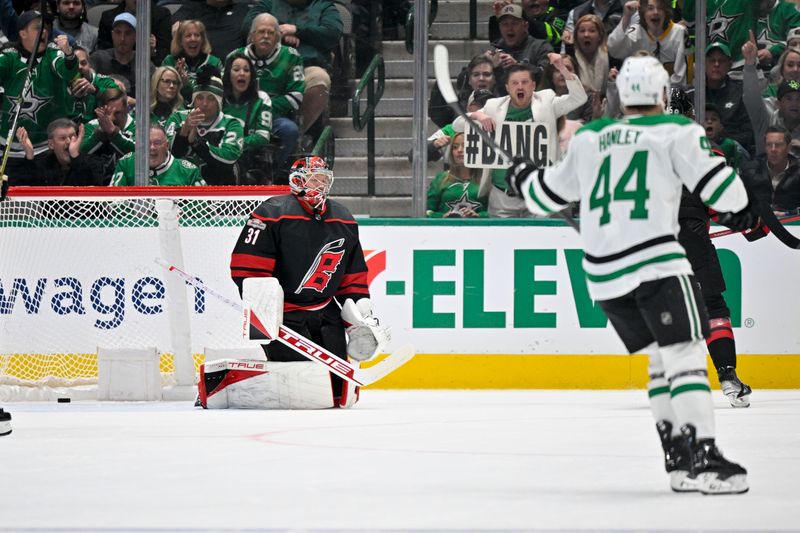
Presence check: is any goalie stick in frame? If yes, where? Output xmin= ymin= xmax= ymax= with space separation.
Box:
xmin=709 ymin=213 xmax=800 ymax=240
xmin=155 ymin=259 xmax=415 ymax=387
xmin=432 ymin=44 xmax=580 ymax=232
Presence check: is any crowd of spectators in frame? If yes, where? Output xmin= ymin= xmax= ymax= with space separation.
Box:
xmin=426 ymin=0 xmax=800 ymax=218
xmin=0 ymin=0 xmax=343 ymax=187
xmin=0 ymin=0 xmax=799 ymax=219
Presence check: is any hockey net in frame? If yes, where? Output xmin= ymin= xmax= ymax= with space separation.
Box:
xmin=0 ymin=186 xmax=285 ymax=400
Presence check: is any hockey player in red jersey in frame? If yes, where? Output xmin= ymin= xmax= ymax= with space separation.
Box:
xmin=669 ymin=88 xmax=753 ymax=408
xmin=230 ymin=156 xmax=388 ymax=407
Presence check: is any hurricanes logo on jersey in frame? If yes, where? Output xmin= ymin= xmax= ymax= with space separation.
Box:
xmin=295 ymin=238 xmax=345 ymax=294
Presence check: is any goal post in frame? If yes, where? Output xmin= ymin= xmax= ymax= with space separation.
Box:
xmin=0 ymin=186 xmax=286 ymax=400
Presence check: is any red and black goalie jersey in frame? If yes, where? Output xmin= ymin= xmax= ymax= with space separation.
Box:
xmin=230 ymin=195 xmax=370 ymax=312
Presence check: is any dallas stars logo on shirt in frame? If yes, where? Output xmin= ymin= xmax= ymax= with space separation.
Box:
xmin=708 ymin=7 xmax=737 ymax=42
xmin=446 ymin=189 xmax=483 ymax=215
xmin=756 ymin=23 xmax=782 ymax=51
xmin=6 ymin=83 xmax=52 ymax=124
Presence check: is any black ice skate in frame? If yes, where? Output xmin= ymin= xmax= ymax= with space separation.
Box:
xmin=0 ymin=408 xmax=11 ymax=436
xmin=681 ymin=424 xmax=748 ymax=495
xmin=717 ymin=366 xmax=752 ymax=408
xmin=656 ymin=420 xmax=696 ymax=492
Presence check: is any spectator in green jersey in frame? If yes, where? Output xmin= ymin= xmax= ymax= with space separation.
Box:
xmin=243 ymin=0 xmax=342 ymax=138
xmin=162 ymin=20 xmax=223 ymax=104
xmin=229 ymin=12 xmax=304 ymax=179
xmin=80 ymin=86 xmax=135 ymax=183
xmin=703 ymin=103 xmax=750 ymax=170
xmin=223 ymin=52 xmax=273 ymax=184
xmin=68 ymin=44 xmax=120 ymax=123
xmin=166 ymin=65 xmax=244 ymax=185
xmin=765 ymin=47 xmax=800 ymax=111
xmin=111 ymin=124 xmax=206 ymax=186
xmin=0 ymin=10 xmax=78 ymax=185
xmin=426 ymin=132 xmax=487 ymax=218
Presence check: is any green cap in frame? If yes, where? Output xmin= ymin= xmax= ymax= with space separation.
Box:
xmin=705 ymin=42 xmax=732 ymax=58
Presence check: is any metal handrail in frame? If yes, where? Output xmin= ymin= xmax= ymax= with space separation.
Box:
xmin=311 ymin=125 xmax=334 ymax=168
xmin=469 ymin=0 xmax=477 ymax=40
xmin=352 ymin=54 xmax=385 ymax=131
xmin=351 ymin=53 xmax=385 ymax=196
xmin=404 ymin=0 xmax=438 ymax=54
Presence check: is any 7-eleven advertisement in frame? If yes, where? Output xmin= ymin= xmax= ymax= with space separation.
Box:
xmin=358 ymin=223 xmax=800 ymax=355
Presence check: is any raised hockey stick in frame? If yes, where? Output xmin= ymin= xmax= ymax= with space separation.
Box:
xmin=432 ymin=44 xmax=580 ymax=232
xmin=156 ymin=259 xmax=415 ymax=387
xmin=709 ymin=213 xmax=800 ymax=240
xmin=0 ymin=8 xmax=50 ymax=202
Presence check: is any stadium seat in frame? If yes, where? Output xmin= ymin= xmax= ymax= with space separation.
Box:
xmin=86 ymin=3 xmax=118 ymax=28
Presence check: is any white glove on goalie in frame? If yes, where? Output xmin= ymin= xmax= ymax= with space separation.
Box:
xmin=341 ymin=298 xmax=390 ymax=362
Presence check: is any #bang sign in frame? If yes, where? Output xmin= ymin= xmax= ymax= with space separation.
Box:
xmin=463 ymin=121 xmax=552 ymax=169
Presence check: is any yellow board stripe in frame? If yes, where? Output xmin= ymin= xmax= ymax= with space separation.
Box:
xmin=362 ymin=354 xmax=800 ymax=389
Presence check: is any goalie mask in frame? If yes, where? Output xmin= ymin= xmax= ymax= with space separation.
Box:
xmin=289 ymin=156 xmax=334 ymax=210
xmin=617 ymin=55 xmax=671 ymax=111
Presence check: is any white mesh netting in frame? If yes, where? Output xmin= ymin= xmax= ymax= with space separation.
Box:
xmin=0 ymin=187 xmax=281 ymax=397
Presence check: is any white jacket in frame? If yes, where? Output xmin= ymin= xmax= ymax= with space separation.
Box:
xmin=608 ymin=21 xmax=687 ymax=87
xmin=454 ymin=77 xmax=587 ymax=198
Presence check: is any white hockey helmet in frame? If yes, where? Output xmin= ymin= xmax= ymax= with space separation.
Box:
xmin=617 ymin=55 xmax=671 ymax=111
xmin=289 ymin=156 xmax=334 ymax=210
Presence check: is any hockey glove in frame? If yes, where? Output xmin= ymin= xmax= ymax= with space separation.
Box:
xmin=716 ymin=201 xmax=759 ymax=233
xmin=681 ymin=217 xmax=710 ymax=239
xmin=505 ymin=156 xmax=537 ymax=198
xmin=341 ymin=298 xmax=390 ymax=362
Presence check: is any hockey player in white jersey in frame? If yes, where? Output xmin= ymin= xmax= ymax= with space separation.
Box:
xmin=506 ymin=55 xmax=754 ymax=495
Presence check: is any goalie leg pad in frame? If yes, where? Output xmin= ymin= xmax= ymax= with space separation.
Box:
xmin=336 ymin=379 xmax=360 ymax=409
xmin=243 ymin=277 xmax=284 ymax=342
xmin=199 ymin=359 xmax=335 ymax=409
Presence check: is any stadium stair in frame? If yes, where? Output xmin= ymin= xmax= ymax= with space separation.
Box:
xmin=331 ymin=0 xmax=491 ymax=217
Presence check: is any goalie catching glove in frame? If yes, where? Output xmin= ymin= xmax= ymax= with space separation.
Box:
xmin=341 ymin=298 xmax=390 ymax=362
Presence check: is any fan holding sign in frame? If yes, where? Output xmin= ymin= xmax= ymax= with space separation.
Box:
xmin=452 ymin=53 xmax=587 ymax=217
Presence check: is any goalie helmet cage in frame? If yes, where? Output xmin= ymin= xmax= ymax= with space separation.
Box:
xmin=0 ymin=186 xmax=286 ymax=401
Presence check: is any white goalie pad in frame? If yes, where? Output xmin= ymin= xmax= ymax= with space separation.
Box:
xmin=242 ymin=277 xmax=283 ymax=342
xmin=198 ymin=359 xmax=336 ymax=409
xmin=341 ymin=298 xmax=390 ymax=362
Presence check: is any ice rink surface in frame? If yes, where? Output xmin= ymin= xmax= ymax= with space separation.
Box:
xmin=1 ymin=390 xmax=799 ymax=533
